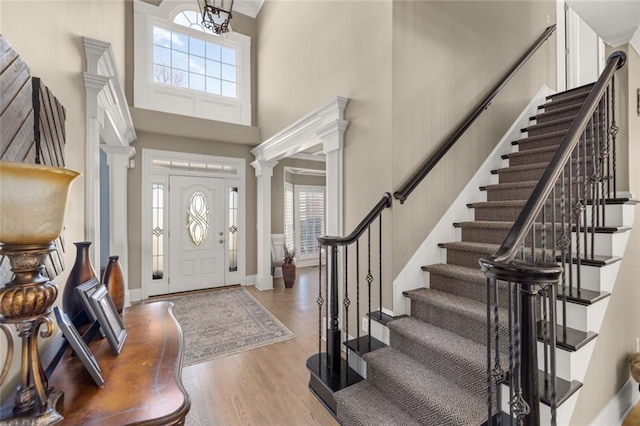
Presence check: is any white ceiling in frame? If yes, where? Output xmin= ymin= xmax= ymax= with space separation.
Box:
xmin=233 ymin=0 xmax=264 ymax=19
xmin=568 ymin=0 xmax=640 ymax=53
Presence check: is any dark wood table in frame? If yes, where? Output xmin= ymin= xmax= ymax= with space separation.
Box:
xmin=49 ymin=301 xmax=190 ymax=425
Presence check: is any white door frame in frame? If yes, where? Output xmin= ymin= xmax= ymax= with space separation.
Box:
xmin=141 ymin=149 xmax=246 ymax=298
xmin=250 ymin=97 xmax=348 ymax=291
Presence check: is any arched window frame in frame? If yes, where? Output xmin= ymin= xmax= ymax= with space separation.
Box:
xmin=133 ymin=0 xmax=251 ymax=125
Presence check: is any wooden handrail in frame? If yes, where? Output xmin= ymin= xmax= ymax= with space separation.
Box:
xmin=494 ymin=51 xmax=626 ymax=262
xmin=318 ymin=192 xmax=392 ymax=247
xmin=394 ymin=25 xmax=557 ymax=204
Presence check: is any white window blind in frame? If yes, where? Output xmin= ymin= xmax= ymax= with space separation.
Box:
xmin=295 ymin=186 xmax=325 ymax=258
xmin=284 ymin=183 xmax=294 ymax=252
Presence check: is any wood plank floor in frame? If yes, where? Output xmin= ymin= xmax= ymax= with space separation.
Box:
xmin=183 ymin=267 xmax=339 ymax=426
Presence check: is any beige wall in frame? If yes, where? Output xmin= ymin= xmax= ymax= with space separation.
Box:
xmin=128 ymin=129 xmax=258 ymax=289
xmin=391 ymin=1 xmax=556 ymax=283
xmin=271 ymin=158 xmax=325 ymax=233
xmin=257 ymin=0 xmax=394 ymax=319
xmin=570 ymin=44 xmax=640 ymax=425
xmin=1 ymin=0 xmax=127 ymax=403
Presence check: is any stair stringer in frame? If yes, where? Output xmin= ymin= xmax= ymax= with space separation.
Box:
xmin=392 ymin=85 xmax=554 ymax=317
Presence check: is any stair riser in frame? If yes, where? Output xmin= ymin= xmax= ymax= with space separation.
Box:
xmin=533 ymin=108 xmax=580 ymax=123
xmin=428 ymin=271 xmax=508 ymax=306
xmin=536 ymin=339 xmax=596 ymax=383
xmin=497 ymin=163 xmax=595 ymax=184
xmin=390 ymin=331 xmax=486 ymax=398
xmin=507 ymin=146 xmax=596 ymax=168
xmin=524 ymin=122 xmax=573 ymax=137
xmin=556 ymin=296 xmax=609 ymax=333
xmin=461 ymin=227 xmax=625 ymax=257
xmin=473 ymin=202 xmax=624 ymax=224
xmin=570 ymin=261 xmax=621 ymax=294
xmin=444 ymin=247 xmax=492 ymax=270
xmin=516 ymin=134 xmax=566 ymax=151
xmin=410 ymin=298 xmax=509 ymax=352
xmin=486 ymin=182 xmax=583 ymax=202
xmin=547 ymin=86 xmax=592 ymax=102
xmin=542 ymin=93 xmax=589 ymax=111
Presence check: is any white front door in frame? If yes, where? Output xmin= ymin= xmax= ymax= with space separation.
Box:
xmin=169 ymin=175 xmax=225 ymax=293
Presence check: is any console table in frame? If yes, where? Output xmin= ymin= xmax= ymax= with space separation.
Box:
xmin=49 ymin=301 xmax=190 ymax=425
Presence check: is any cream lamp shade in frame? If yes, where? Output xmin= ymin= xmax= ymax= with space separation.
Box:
xmin=0 ymin=160 xmax=80 ymax=246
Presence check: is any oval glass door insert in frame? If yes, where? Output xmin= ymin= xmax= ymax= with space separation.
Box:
xmin=186 ymin=190 xmax=209 ymax=246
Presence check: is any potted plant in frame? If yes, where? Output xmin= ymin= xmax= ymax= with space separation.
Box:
xmin=282 ymin=245 xmax=296 ymax=288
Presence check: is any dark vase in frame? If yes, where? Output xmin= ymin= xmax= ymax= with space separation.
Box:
xmin=62 ymin=241 xmax=98 ymax=323
xmin=102 ymin=255 xmax=125 ymax=313
xmin=282 ymin=260 xmax=296 ymax=289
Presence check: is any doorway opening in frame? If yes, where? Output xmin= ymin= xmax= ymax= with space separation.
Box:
xmin=141 ymin=149 xmax=246 ymax=297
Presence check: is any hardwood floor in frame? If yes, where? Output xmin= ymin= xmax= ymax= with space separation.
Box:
xmin=183 ymin=267 xmax=338 ymax=426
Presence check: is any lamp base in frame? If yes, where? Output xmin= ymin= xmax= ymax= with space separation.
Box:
xmin=0 ymin=390 xmax=62 ymax=425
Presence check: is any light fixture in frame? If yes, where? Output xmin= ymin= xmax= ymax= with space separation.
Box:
xmin=0 ymin=160 xmax=80 ymax=423
xmin=198 ymin=0 xmax=234 ymax=34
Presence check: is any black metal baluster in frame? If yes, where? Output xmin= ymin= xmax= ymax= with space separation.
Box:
xmin=344 ymin=247 xmax=350 ymax=371
xmin=328 ymin=246 xmax=340 ymax=372
xmin=507 ymin=281 xmax=514 ymax=425
xmin=605 ymin=87 xmax=612 ymax=200
xmin=552 ymin=187 xmax=556 ymax=261
xmin=568 ymin=153 xmax=574 ymax=298
xmin=356 ymin=240 xmax=360 ymax=352
xmin=582 ymin=131 xmax=589 ymax=261
xmin=530 ymin=220 xmax=536 ymax=262
xmin=379 ymin=216 xmax=383 ymax=322
xmin=611 ymin=76 xmax=618 ymax=195
xmin=590 ymin=113 xmax=597 ymax=259
xmin=560 ymin=168 xmax=567 ymax=339
xmin=548 ymin=282 xmax=558 ymax=425
xmin=367 ymin=228 xmax=372 ymax=346
xmin=487 ymin=277 xmax=494 ymax=424
xmin=542 ymin=285 xmax=549 ymax=394
xmin=493 ymin=276 xmax=502 ymax=425
xmin=598 ymin=98 xmax=607 ymax=228
xmin=317 ymin=245 xmax=324 ymax=375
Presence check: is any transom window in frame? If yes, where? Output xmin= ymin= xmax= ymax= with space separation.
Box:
xmin=173 ymin=10 xmax=214 ymax=35
xmin=152 ymin=25 xmax=237 ymax=98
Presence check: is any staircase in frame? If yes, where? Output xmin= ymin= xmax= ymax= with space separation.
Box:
xmin=333 ymin=81 xmax=634 ymax=424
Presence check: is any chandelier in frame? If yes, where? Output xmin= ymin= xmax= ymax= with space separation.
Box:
xmin=198 ymin=0 xmax=234 ymax=34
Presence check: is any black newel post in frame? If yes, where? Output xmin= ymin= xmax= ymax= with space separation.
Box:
xmin=327 ymin=245 xmax=341 ymax=373
xmin=521 ymin=283 xmax=540 ymax=426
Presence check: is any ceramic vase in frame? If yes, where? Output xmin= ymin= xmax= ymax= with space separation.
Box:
xmin=62 ymin=241 xmax=97 ymax=323
xmin=282 ymin=260 xmax=296 ymax=288
xmin=102 ymin=255 xmax=125 ymax=313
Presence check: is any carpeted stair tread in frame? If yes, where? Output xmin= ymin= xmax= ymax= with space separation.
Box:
xmin=388 ymin=317 xmax=497 ymax=396
xmin=521 ymin=116 xmax=575 ymax=135
xmin=404 ymin=288 xmax=508 ymax=349
xmin=422 ymin=263 xmax=510 ymax=306
xmin=440 ymin=241 xmax=500 ymax=254
xmin=504 ymin=144 xmax=559 ymax=159
xmin=545 ymin=82 xmax=594 ymax=101
xmin=335 ymin=381 xmax=422 ymax=426
xmin=531 ymin=103 xmax=582 ymax=122
xmin=363 ymin=346 xmax=488 ymax=425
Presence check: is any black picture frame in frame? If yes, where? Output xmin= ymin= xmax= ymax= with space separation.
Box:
xmin=88 ymin=285 xmax=127 ymax=355
xmin=53 ymin=307 xmax=104 ymax=388
xmin=76 ymin=277 xmax=105 ymax=338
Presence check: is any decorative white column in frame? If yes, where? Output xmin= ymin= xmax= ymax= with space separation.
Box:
xmin=251 ymin=159 xmax=277 ymax=291
xmin=83 ymin=36 xmax=136 ymax=291
xmin=101 ymin=144 xmax=136 ymax=306
xmin=83 ymin=74 xmax=108 ymax=269
xmin=320 ymin=119 xmax=348 ymax=238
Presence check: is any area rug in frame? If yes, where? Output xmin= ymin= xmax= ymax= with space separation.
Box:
xmin=161 ymin=288 xmax=295 ymax=366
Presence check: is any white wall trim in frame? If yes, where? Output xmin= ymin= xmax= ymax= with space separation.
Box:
xmin=589 ymin=377 xmax=640 ymax=426
xmin=244 ymin=274 xmax=257 ymax=286
xmin=289 ymin=153 xmax=326 ymax=162
xmin=83 ymin=37 xmax=137 ymax=275
xmin=251 ymin=96 xmax=349 ymax=292
xmin=391 ymin=85 xmax=554 ymax=317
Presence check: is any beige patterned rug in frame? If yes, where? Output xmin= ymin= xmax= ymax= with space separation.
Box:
xmin=159 ymin=288 xmax=295 ymax=366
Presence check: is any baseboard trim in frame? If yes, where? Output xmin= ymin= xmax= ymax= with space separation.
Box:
xmin=129 ymin=288 xmax=143 ymax=303
xmin=590 ymin=377 xmax=640 ymax=425
xmin=244 ymin=274 xmax=257 ymax=286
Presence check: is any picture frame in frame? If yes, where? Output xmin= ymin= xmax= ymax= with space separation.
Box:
xmin=88 ymin=284 xmax=127 ymax=355
xmin=76 ymin=277 xmax=105 ymax=339
xmin=53 ymin=307 xmax=104 ymax=388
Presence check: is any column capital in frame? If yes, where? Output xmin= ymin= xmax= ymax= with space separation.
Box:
xmin=250 ymin=159 xmax=278 ymax=178
xmin=320 ymin=119 xmax=349 ymax=154
xmin=101 ymin=145 xmax=136 ymax=168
